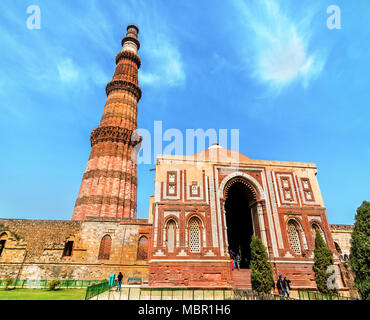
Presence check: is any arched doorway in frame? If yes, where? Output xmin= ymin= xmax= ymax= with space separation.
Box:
xmin=224 ymin=178 xmax=256 ymax=269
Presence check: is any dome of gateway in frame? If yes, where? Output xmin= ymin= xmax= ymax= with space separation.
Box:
xmin=191 ymin=143 xmax=252 ymax=163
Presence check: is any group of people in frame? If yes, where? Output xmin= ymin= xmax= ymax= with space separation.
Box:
xmin=229 ymin=248 xmax=292 ymax=299
xmin=116 ymin=261 xmax=291 ymax=298
xmin=229 ymin=250 xmax=242 ymax=271
xmin=273 ymin=275 xmax=291 ymax=299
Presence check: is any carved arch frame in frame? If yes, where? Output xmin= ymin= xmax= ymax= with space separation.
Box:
xmin=218 ymin=172 xmax=269 ymax=256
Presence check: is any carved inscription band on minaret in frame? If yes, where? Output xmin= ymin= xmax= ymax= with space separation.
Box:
xmin=90 ymin=126 xmax=142 ymax=147
xmin=71 ymin=25 xmax=142 ymax=221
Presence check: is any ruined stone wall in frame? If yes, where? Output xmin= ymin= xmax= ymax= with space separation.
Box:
xmin=0 ymin=218 xmax=151 ymax=282
xmin=329 ymin=224 xmax=357 ymax=296
xmin=0 ymin=219 xmax=82 ymax=263
xmin=330 ymin=224 xmax=354 ymax=258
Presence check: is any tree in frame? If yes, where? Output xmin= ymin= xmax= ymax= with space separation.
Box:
xmin=312 ymin=230 xmax=338 ymax=294
xmin=250 ymin=236 xmax=274 ymax=294
xmin=349 ymin=201 xmax=370 ymax=300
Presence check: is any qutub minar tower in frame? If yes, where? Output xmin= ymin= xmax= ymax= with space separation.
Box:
xmin=0 ymin=25 xmax=356 ymax=297
xmin=72 ymin=25 xmax=142 ymax=221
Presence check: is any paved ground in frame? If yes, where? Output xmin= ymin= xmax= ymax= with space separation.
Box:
xmin=90 ymin=286 xmax=234 ymax=300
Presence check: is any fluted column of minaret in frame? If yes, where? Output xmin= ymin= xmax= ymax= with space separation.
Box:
xmin=72 ymin=25 xmax=142 ymax=221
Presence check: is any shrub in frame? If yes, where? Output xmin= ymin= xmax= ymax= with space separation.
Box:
xmin=349 ymin=201 xmax=370 ymax=300
xmin=48 ymin=279 xmax=61 ymax=291
xmin=250 ymin=236 xmax=274 ymax=294
xmin=4 ymin=278 xmax=13 ymax=291
xmin=312 ymin=230 xmax=337 ymax=294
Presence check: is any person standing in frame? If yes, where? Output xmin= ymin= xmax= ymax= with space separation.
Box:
xmin=116 ymin=272 xmax=123 ymax=292
xmin=283 ymin=277 xmax=291 ymax=298
xmin=229 ymin=250 xmax=235 ymax=260
xmin=276 ymin=275 xmax=286 ymax=299
xmin=236 ymin=254 xmax=241 ymax=270
xmin=229 ymin=250 xmax=236 ymax=271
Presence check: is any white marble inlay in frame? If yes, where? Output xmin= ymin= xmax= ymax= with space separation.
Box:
xmin=267 ymin=171 xmax=283 ymax=249
xmin=163 ymin=169 xmax=181 ymax=200
xmin=153 ymin=249 xmax=165 ymax=256
xmin=209 ymin=176 xmax=219 ymax=249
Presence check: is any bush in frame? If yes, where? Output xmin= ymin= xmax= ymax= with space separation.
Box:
xmin=48 ymin=279 xmax=61 ymax=291
xmin=4 ymin=278 xmax=13 ymax=291
xmin=349 ymin=201 xmax=370 ymax=300
xmin=312 ymin=230 xmax=337 ymax=294
xmin=250 ymin=236 xmax=274 ymax=294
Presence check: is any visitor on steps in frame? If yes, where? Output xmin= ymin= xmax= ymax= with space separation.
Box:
xmin=229 ymin=250 xmax=236 ymax=271
xmin=283 ymin=277 xmax=291 ymax=298
xmin=231 ymin=258 xmax=235 ymax=271
xmin=276 ymin=275 xmax=286 ymax=299
xmin=236 ymin=254 xmax=241 ymax=270
xmin=229 ymin=250 xmax=235 ymax=260
xmin=116 ymin=272 xmax=123 ymax=292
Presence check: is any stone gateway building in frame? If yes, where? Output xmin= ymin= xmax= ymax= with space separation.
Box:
xmin=0 ymin=25 xmax=355 ymax=295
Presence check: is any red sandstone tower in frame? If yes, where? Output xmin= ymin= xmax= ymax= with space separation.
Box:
xmin=72 ymin=25 xmax=142 ymax=221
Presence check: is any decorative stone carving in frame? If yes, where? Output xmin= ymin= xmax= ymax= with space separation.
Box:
xmin=204 ymin=250 xmax=216 ymax=256
xmin=105 ymin=80 xmax=142 ymax=100
xmin=153 ymin=249 xmax=165 ymax=256
xmin=90 ymin=126 xmax=142 ymax=147
xmin=121 ymin=35 xmax=141 ymax=50
xmin=177 ymin=249 xmax=188 ymax=257
xmin=115 ymin=50 xmax=141 ymax=68
xmin=224 ymin=177 xmax=257 ymax=201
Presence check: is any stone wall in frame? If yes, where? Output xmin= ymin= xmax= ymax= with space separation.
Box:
xmin=0 ymin=218 xmax=151 ymax=283
xmin=330 ymin=224 xmax=354 ymax=258
xmin=148 ymin=261 xmax=231 ymax=288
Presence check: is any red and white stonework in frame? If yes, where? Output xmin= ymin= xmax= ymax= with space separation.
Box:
xmin=72 ymin=24 xmax=142 ymax=221
xmin=147 ymin=146 xmax=346 ymax=290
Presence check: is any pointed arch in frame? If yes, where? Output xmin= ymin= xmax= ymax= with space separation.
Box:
xmin=166 ymin=219 xmax=176 ymax=253
xmin=137 ymin=236 xmax=148 ymax=260
xmin=286 ymin=219 xmax=307 ymax=256
xmin=188 ymin=217 xmax=202 ymax=253
xmin=311 ymin=221 xmax=326 ymax=243
xmin=98 ymin=235 xmax=112 ymax=260
xmin=219 ymin=172 xmax=266 ymax=201
xmin=334 ymin=241 xmax=342 ymax=255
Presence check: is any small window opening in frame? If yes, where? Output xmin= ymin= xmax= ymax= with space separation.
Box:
xmin=63 ymin=241 xmax=74 ymax=257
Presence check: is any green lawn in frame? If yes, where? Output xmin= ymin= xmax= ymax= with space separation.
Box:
xmin=0 ymin=288 xmax=86 ymax=300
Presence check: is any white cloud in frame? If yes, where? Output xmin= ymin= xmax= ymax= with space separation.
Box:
xmin=139 ymin=72 xmax=161 ymax=85
xmin=140 ymin=33 xmax=186 ymax=88
xmin=57 ymin=58 xmax=79 ymax=83
xmin=234 ymin=0 xmax=327 ymax=92
xmin=56 ymin=58 xmax=110 ymax=90
xmin=107 ymin=0 xmax=187 ymax=89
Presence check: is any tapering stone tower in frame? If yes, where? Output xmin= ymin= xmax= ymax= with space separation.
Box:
xmin=72 ymin=25 xmax=142 ymax=221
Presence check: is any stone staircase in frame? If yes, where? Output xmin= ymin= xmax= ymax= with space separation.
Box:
xmin=231 ymin=268 xmax=252 ymax=289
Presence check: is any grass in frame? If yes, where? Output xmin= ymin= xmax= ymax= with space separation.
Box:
xmin=0 ymin=288 xmax=86 ymax=300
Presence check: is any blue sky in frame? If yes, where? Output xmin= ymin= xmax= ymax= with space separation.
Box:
xmin=0 ymin=0 xmax=369 ymax=224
